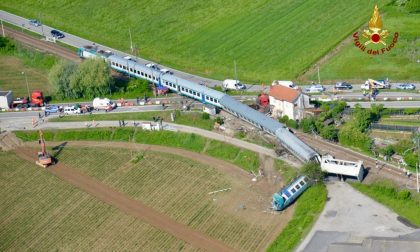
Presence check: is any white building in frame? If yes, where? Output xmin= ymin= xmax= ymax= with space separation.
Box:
xmin=0 ymin=91 xmax=13 ymax=110
xmin=269 ymin=85 xmax=311 ymax=120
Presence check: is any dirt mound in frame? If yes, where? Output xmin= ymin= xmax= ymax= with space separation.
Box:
xmin=0 ymin=132 xmax=22 ymax=151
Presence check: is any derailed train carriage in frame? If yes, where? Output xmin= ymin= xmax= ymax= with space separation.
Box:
xmin=79 ymin=46 xmax=365 ymax=210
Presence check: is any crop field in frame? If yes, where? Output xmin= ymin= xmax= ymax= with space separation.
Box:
xmin=55 ymin=146 xmax=289 ymax=251
xmin=0 ymin=0 xmax=389 ymax=82
xmin=0 ymin=151 xmax=197 ymax=251
xmin=316 ymin=3 xmax=420 ymax=81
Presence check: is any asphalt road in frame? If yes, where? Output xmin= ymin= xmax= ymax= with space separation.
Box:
xmin=2 ymin=10 xmax=419 ymax=93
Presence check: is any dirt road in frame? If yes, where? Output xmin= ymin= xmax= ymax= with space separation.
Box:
xmin=4 ymin=26 xmax=81 ymax=62
xmin=16 ymin=146 xmax=236 ymax=252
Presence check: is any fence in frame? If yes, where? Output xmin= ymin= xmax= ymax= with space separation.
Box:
xmin=370 ymin=123 xmax=419 ymax=132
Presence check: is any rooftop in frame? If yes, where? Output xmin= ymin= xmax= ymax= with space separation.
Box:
xmin=269 ymin=85 xmax=301 ymax=103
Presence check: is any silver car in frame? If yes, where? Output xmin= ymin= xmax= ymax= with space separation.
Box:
xmin=29 ymin=19 xmax=41 ymax=27
xmin=396 ymin=83 xmax=415 ymax=90
xmin=305 ymin=84 xmax=326 ymax=93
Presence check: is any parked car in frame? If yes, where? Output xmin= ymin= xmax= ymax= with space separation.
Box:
xmin=29 ymin=19 xmax=42 ymax=27
xmin=395 ymin=83 xmax=415 ymax=90
xmin=45 ymin=105 xmax=59 ymax=113
xmin=145 ymin=63 xmax=158 ymax=69
xmin=335 ymin=82 xmax=352 ymax=90
xmin=63 ymin=106 xmax=80 ymax=115
xmin=50 ymin=30 xmax=65 ymax=39
xmin=160 ymin=68 xmax=173 ymax=74
xmin=305 ymin=84 xmax=325 ymax=93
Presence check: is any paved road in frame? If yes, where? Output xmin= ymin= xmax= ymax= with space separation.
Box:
xmin=297 ymin=181 xmax=419 ymax=252
xmin=3 ymin=10 xmax=419 ymax=93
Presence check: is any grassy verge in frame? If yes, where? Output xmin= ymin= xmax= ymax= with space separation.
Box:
xmin=14 ymin=127 xmax=259 ymax=172
xmin=350 ymin=180 xmax=420 ymax=226
xmin=274 ymin=159 xmax=298 ymax=184
xmin=48 ymin=110 xmax=215 ymax=130
xmin=379 ymin=118 xmax=420 ymax=127
xmin=267 ymin=184 xmax=327 ymax=252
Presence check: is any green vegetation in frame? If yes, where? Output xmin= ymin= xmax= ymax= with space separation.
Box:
xmin=0 ymin=37 xmax=57 ymax=97
xmin=301 ymin=162 xmax=325 ymax=183
xmin=317 ymin=2 xmax=420 ymax=81
xmin=0 ymin=0 xmax=390 ymax=82
xmin=274 ymin=159 xmax=298 ymax=184
xmin=49 ymin=58 xmax=114 ymax=99
xmin=49 ymin=110 xmax=215 ymax=131
xmin=351 ymin=180 xmax=420 ymax=226
xmin=0 ymin=151 xmax=192 ymax=251
xmin=379 ymin=118 xmax=420 ymax=127
xmin=15 ymin=127 xmax=260 ymax=172
xmin=267 ymin=184 xmax=327 ymax=252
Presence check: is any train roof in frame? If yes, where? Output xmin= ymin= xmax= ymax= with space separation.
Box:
xmin=275 ymin=128 xmax=319 ymax=162
xmin=161 ymin=74 xmax=225 ymax=100
xmin=219 ymin=95 xmax=283 ymax=133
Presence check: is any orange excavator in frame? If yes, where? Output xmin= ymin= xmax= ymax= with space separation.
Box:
xmin=36 ymin=130 xmax=53 ymax=168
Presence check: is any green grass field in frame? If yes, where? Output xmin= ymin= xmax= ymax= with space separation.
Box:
xmin=0 ymin=55 xmax=53 ymax=97
xmin=0 ymin=151 xmax=196 ymax=251
xmin=15 ymin=127 xmax=260 ymax=172
xmin=49 ymin=110 xmax=216 ymax=130
xmin=379 ymin=117 xmax=420 ymax=127
xmin=351 ymin=180 xmax=420 ymax=226
xmin=0 ymin=0 xmax=390 ymax=83
xmin=317 ymin=4 xmax=420 ymax=81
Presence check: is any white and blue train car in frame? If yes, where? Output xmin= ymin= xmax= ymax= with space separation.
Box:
xmin=272 ymin=176 xmax=310 ymax=211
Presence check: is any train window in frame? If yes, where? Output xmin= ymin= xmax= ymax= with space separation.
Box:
xmin=129 ymin=68 xmax=133 ymax=72
xmin=210 ymin=97 xmax=214 ymax=102
xmin=193 ymin=91 xmax=196 ymax=95
xmin=303 ymin=177 xmax=308 ymax=183
xmin=291 ymin=188 xmax=296 ymax=193
xmin=123 ymin=66 xmax=127 ymax=70
xmin=296 ymin=184 xmax=301 ymax=190
xmin=181 ymin=87 xmax=185 ymax=91
xmin=215 ymin=99 xmax=219 ymax=103
xmin=299 ymin=181 xmax=305 ymax=186
xmin=111 ymin=62 xmax=115 ymax=66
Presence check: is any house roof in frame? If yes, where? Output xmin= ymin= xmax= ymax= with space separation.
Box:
xmin=269 ymin=85 xmax=301 ymax=103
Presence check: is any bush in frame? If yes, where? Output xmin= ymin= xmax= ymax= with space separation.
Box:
xmin=279 ymin=115 xmax=289 ymax=123
xmin=300 ymin=117 xmax=316 ymax=133
xmin=397 ymin=190 xmax=411 ymax=200
xmin=320 ymin=125 xmax=338 ymax=141
xmin=286 ymin=119 xmax=298 ymax=129
xmin=379 ymin=145 xmax=395 ymax=157
xmin=338 ymin=124 xmax=372 ymax=152
xmin=201 ymin=112 xmax=210 ymax=120
xmin=301 ymin=162 xmax=324 ymax=183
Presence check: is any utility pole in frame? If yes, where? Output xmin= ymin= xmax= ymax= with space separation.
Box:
xmin=234 ymin=59 xmax=238 ymax=81
xmin=317 ymin=65 xmax=321 ymax=84
xmin=22 ymin=72 xmax=30 ymax=98
xmin=1 ymin=19 xmax=5 ymax=37
xmin=129 ymin=28 xmax=133 ymax=54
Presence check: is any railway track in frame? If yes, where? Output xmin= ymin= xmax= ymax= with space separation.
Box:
xmin=4 ymin=26 xmax=81 ymax=62
xmin=295 ymin=132 xmax=417 ymax=188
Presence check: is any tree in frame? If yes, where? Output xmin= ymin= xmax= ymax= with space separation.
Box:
xmin=286 ymin=119 xmax=298 ymax=129
xmin=301 ymin=162 xmax=325 ymax=183
xmin=352 ymin=104 xmax=372 ymax=132
xmin=320 ymin=125 xmax=338 ymax=141
xmin=48 ymin=60 xmax=77 ymax=99
xmin=338 ymin=124 xmax=372 ymax=152
xmin=69 ymin=58 xmax=113 ymax=99
xmin=279 ymin=115 xmax=289 ymax=123
xmin=370 ymin=103 xmax=384 ymax=122
xmin=300 ymin=117 xmax=316 ymax=133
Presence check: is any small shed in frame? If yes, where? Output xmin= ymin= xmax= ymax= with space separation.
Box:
xmin=203 ymin=104 xmax=216 ymax=115
xmin=0 ymin=91 xmax=13 ymax=109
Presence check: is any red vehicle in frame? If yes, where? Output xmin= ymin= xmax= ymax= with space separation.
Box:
xmin=31 ymin=90 xmax=44 ymax=107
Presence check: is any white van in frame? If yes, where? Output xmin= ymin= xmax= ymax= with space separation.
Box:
xmin=272 ymin=80 xmax=298 ymax=89
xmin=63 ymin=106 xmax=81 ymax=115
xmin=92 ymin=97 xmax=116 ymax=110
xmin=223 ymin=79 xmax=246 ymax=90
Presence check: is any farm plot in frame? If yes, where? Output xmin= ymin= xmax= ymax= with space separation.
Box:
xmin=0 ymin=151 xmax=198 ymax=251
xmin=56 ymin=145 xmax=292 ymax=251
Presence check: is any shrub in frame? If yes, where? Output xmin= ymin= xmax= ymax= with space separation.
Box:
xmin=397 ymin=190 xmax=411 ymax=200
xmin=320 ymin=125 xmax=338 ymax=141
xmin=201 ymin=112 xmax=210 ymax=120
xmin=286 ymin=119 xmax=298 ymax=129
xmin=300 ymin=117 xmax=316 ymax=133
xmin=279 ymin=115 xmax=289 ymax=123
xmin=301 ymin=162 xmax=324 ymax=183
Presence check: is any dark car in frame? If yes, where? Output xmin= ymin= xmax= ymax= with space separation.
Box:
xmin=50 ymin=30 xmax=65 ymax=39
xmin=335 ymin=82 xmax=352 ymax=90
xmin=29 ymin=19 xmax=42 ymax=27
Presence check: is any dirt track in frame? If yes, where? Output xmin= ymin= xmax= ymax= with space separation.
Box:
xmin=4 ymin=26 xmax=81 ymax=62
xmin=16 ymin=144 xmax=236 ymax=252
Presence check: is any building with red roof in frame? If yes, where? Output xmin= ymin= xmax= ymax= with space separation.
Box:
xmin=269 ymin=84 xmax=312 ymax=120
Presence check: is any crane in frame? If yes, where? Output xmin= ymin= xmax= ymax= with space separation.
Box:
xmin=36 ymin=130 xmax=53 ymax=168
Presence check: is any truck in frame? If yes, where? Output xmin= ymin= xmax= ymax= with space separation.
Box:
xmin=222 ymin=79 xmax=246 ymax=90
xmin=0 ymin=91 xmax=13 ymax=109
xmin=271 ymin=80 xmax=298 ymax=89
xmin=31 ymin=90 xmax=44 ymax=107
xmin=361 ymin=79 xmax=391 ymax=90
xmin=92 ymin=97 xmax=116 ymax=111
